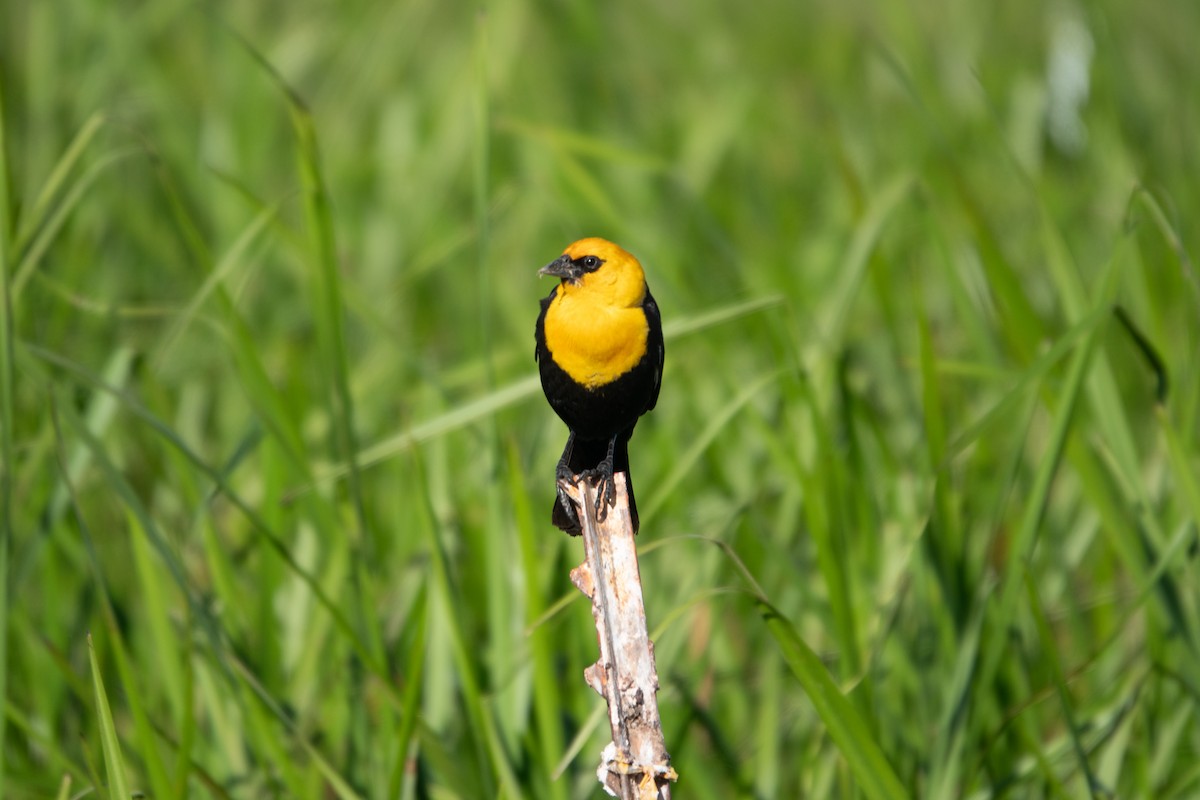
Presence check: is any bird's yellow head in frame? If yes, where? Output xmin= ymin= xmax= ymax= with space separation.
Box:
xmin=538 ymin=237 xmax=646 ymax=309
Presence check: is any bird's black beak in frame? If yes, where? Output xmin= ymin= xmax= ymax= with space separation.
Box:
xmin=538 ymin=254 xmax=581 ymax=283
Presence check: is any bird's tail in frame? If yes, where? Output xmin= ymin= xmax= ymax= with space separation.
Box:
xmin=552 ymin=432 xmax=639 ymax=535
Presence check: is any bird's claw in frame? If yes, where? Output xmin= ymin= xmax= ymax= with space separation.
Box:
xmin=555 ymin=463 xmax=581 ymax=530
xmin=556 ymin=460 xmax=616 ymax=527
xmin=580 ymin=465 xmax=616 ymax=522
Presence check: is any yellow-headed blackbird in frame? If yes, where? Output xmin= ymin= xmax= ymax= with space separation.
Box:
xmin=535 ymin=237 xmax=664 ymax=535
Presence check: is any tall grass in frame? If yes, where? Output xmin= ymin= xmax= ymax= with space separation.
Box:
xmin=3 ymin=0 xmax=1199 ymax=797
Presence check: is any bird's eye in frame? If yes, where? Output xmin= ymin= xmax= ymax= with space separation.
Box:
xmin=581 ymin=255 xmax=602 ymax=270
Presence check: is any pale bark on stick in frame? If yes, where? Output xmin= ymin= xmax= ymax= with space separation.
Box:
xmin=564 ymin=472 xmax=677 ymax=799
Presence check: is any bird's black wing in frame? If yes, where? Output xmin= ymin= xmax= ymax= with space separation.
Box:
xmin=643 ymin=290 xmax=664 ymax=411
xmin=535 ymin=284 xmax=559 ymax=362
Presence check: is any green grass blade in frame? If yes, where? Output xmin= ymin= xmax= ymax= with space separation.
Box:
xmin=414 ymin=450 xmax=522 ymax=798
xmin=759 ymin=601 xmax=909 ymax=800
xmin=661 ymin=294 xmax=784 ymax=338
xmin=1159 ymin=407 xmax=1200 ymax=534
xmin=944 ymin=305 xmax=1110 ymax=462
xmin=1024 ymin=573 xmax=1105 ymax=796
xmin=926 ymin=591 xmax=990 ymax=800
xmin=1128 ymin=185 xmax=1200 ymax=305
xmin=13 ymin=111 xmax=105 ymax=252
xmin=642 ymin=369 xmax=782 ymax=523
xmin=821 ymin=172 xmax=914 ymax=349
xmin=53 ymin=393 xmax=176 ymax=800
xmin=5 ymin=700 xmax=89 ymax=786
xmin=0 ymin=66 xmax=13 ymax=800
xmin=115 ymin=511 xmax=181 ymax=800
xmin=386 ymin=586 xmax=428 ymax=800
xmin=12 ymin=148 xmax=139 ymax=300
xmin=53 ymin=773 xmax=72 ymax=800
xmin=509 ymin=440 xmax=568 ymax=800
xmin=284 ymin=80 xmax=369 ymax=540
xmin=220 ymin=16 xmax=371 ymax=552
xmin=991 ymin=325 xmax=1094 ymax=652
xmin=27 ymin=342 xmax=395 ymax=685
xmin=88 ymin=635 xmax=131 ymax=800
xmin=497 ymin=117 xmax=669 ymax=171
xmin=152 ymin=203 xmax=277 ymax=370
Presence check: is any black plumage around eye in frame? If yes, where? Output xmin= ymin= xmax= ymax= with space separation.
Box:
xmin=581 ymin=255 xmax=602 ymax=270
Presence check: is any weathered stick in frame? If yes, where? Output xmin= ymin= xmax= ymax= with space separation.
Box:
xmin=564 ymin=472 xmax=677 ymax=799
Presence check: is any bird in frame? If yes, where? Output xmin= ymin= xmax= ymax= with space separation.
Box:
xmin=535 ymin=237 xmax=664 ymax=535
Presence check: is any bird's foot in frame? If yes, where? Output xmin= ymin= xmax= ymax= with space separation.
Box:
xmin=555 ymin=462 xmax=582 ymax=531
xmin=581 ymin=461 xmax=616 ymax=522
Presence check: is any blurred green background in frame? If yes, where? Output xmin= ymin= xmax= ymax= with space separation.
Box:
xmin=3 ymin=0 xmax=1199 ymax=797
